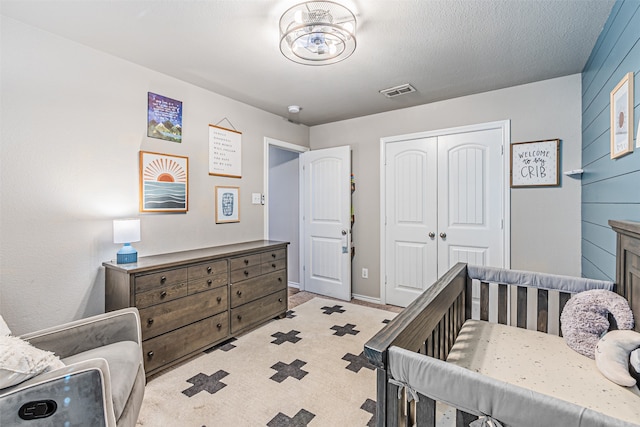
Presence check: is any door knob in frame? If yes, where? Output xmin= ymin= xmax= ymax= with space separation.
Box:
xmin=341 ymin=229 xmax=347 ymax=236
xmin=428 ymin=232 xmax=435 ymax=238
xmin=440 ymin=232 xmax=447 ymax=238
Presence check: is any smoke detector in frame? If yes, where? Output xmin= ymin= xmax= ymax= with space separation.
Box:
xmin=379 ymin=84 xmax=416 ymax=98
xmin=288 ymin=105 xmax=301 ymax=114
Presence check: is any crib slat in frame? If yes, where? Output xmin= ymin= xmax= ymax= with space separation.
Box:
xmin=415 ymin=392 xmax=436 ymax=427
xmin=480 ymin=281 xmax=489 ymax=321
xmin=558 ymin=292 xmax=571 ymax=337
xmin=517 ymin=286 xmax=527 ymax=328
xmin=386 ymin=377 xmax=399 ymax=427
xmin=498 ymin=283 xmax=508 ymax=324
xmin=456 ymin=409 xmax=477 ymax=427
xmin=537 ymin=289 xmax=549 ymax=332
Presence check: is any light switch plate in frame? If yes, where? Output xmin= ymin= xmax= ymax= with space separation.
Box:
xmin=252 ymin=193 xmax=261 ymax=204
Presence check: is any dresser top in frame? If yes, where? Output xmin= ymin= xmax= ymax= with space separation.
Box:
xmin=103 ymin=240 xmax=288 ymax=274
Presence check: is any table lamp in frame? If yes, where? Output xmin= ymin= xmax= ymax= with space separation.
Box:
xmin=113 ymin=219 xmax=141 ymax=264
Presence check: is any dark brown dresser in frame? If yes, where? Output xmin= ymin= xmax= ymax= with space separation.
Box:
xmin=103 ymin=240 xmax=288 ymax=377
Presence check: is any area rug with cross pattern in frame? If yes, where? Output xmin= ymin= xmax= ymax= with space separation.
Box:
xmin=135 ymin=297 xmax=396 ymax=426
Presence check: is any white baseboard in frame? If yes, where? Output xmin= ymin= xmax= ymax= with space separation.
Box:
xmin=288 ymin=281 xmax=300 ymax=289
xmin=351 ymin=293 xmax=381 ymax=305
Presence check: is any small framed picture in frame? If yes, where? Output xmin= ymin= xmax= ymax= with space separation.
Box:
xmin=215 ymin=186 xmax=240 ymax=223
xmin=610 ymin=72 xmax=634 ymax=159
xmin=510 ymin=139 xmax=560 ymax=187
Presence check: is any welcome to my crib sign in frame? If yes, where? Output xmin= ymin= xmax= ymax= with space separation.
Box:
xmin=510 ymin=139 xmax=560 ymax=187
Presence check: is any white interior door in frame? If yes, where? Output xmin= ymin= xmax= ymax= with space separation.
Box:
xmin=437 ymin=129 xmax=504 ymax=272
xmin=384 ymin=138 xmax=438 ymax=307
xmin=301 ymin=146 xmax=352 ymax=301
xmin=382 ymin=122 xmax=508 ymax=307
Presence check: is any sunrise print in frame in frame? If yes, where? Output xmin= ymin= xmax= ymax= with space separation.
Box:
xmin=139 ymin=151 xmax=189 ymax=213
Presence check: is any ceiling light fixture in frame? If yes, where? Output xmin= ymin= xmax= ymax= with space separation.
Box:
xmin=279 ymin=1 xmax=357 ymax=66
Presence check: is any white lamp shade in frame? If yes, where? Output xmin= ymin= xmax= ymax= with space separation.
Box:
xmin=113 ymin=219 xmax=141 ymax=244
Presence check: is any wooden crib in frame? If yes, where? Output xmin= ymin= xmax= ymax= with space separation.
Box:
xmin=364 ymin=220 xmax=640 ymax=427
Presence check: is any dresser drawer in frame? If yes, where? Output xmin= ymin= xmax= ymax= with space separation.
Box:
xmin=230 ymin=253 xmax=262 ymax=271
xmin=135 ymin=268 xmax=187 ymax=293
xmin=230 ymin=270 xmax=287 ymax=308
xmin=261 ymin=258 xmax=286 ymax=274
xmin=261 ymin=249 xmax=286 ymax=263
xmin=188 ymin=260 xmax=227 ymax=280
xmin=136 ymin=282 xmax=187 ymax=309
xmin=189 ymin=273 xmax=227 ymax=294
xmin=230 ymin=289 xmax=287 ymax=334
xmin=142 ymin=311 xmax=229 ymax=374
xmin=230 ymin=264 xmax=262 ymax=283
xmin=139 ymin=287 xmax=228 ymax=340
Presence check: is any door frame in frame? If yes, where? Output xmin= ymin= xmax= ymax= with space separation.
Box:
xmin=263 ymin=137 xmax=309 ymax=290
xmin=379 ymin=120 xmax=512 ymax=305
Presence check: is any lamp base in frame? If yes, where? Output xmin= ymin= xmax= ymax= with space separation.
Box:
xmin=117 ymin=243 xmax=138 ymax=264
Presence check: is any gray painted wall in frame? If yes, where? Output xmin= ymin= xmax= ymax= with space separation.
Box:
xmin=0 ymin=17 xmax=309 ymax=334
xmin=268 ymin=146 xmax=300 ymax=285
xmin=310 ymin=75 xmax=583 ymax=301
xmin=581 ymin=0 xmax=640 ymax=281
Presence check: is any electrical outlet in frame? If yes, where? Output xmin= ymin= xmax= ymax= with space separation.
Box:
xmin=251 ymin=193 xmax=261 ymax=204
xmin=362 ymin=268 xmax=368 ymax=279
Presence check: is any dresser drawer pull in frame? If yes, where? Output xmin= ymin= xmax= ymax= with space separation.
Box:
xmin=272 ymin=263 xmax=276 ymax=268
xmin=279 ymin=298 xmax=283 ymax=303
xmin=217 ymin=296 xmax=222 ymax=302
xmin=207 ymin=279 xmax=213 ymax=286
xmin=237 ymin=315 xmax=242 ymax=320
xmin=216 ymin=323 xmax=222 ymax=329
xmin=160 ymin=276 xmax=166 ymax=283
xmin=244 ymin=270 xmax=249 ymax=276
xmin=244 ymin=259 xmax=249 ymax=265
xmin=147 ymin=318 xmax=154 ymax=325
xmin=207 ymin=266 xmax=212 ymax=273
xmin=147 ymin=351 xmax=154 ymax=358
xmin=278 ymin=277 xmax=283 ymax=282
xmin=160 ymin=291 xmax=167 ymax=298
xmin=236 ymin=290 xmax=242 ymax=296
xmin=272 ymin=253 xmax=277 ymax=258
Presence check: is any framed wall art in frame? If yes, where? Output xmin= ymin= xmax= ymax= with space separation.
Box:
xmin=510 ymin=139 xmax=560 ymax=187
xmin=147 ymin=92 xmax=183 ymax=143
xmin=209 ymin=124 xmax=242 ymax=178
xmin=139 ymin=151 xmax=189 ymax=213
xmin=610 ymin=72 xmax=634 ymax=159
xmin=215 ymin=186 xmax=240 ymax=223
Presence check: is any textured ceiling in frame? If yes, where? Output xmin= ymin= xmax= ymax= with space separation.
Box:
xmin=1 ymin=0 xmax=615 ymax=126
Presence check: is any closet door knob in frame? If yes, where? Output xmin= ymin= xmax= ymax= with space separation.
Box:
xmin=428 ymin=232 xmax=435 ymax=238
xmin=440 ymin=232 xmax=447 ymax=239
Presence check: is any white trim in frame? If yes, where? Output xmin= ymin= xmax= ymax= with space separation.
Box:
xmin=379 ymin=120 xmax=511 ymax=305
xmin=288 ymin=281 xmax=300 ymax=289
xmin=263 ymin=137 xmax=309 ymax=290
xmin=352 ymin=293 xmax=382 ymax=305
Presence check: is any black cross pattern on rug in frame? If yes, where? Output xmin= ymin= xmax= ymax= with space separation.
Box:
xmin=182 ymin=370 xmax=229 ymax=397
xmin=330 ymin=323 xmax=360 ymax=336
xmin=361 ymin=398 xmax=376 ymax=427
xmin=342 ymin=351 xmax=375 ymax=373
xmin=285 ymin=309 xmax=296 ymax=319
xmin=321 ymin=304 xmax=345 ymax=315
xmin=204 ymin=337 xmax=237 ymax=353
xmin=270 ymin=359 xmax=308 ymax=383
xmin=271 ymin=329 xmax=302 ymax=345
xmin=267 ymin=409 xmax=315 ymax=427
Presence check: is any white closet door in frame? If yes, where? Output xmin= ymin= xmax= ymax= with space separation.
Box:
xmin=437 ymin=128 xmax=504 ymax=273
xmin=384 ymin=138 xmax=438 ymax=307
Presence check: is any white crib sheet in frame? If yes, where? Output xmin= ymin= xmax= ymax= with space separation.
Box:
xmin=446 ymin=320 xmax=640 ymax=425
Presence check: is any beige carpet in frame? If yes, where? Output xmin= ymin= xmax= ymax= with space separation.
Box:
xmin=136 ymin=297 xmax=396 ymax=426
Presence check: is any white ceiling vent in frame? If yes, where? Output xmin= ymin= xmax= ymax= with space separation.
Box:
xmin=379 ymin=84 xmax=416 ymax=98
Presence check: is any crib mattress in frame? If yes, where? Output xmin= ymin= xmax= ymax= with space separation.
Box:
xmin=446 ymin=320 xmax=640 ymax=425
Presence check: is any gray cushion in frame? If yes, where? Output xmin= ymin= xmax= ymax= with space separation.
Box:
xmin=62 ymin=340 xmax=140 ymax=421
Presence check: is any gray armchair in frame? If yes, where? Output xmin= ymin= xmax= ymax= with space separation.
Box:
xmin=0 ymin=308 xmax=145 ymax=426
